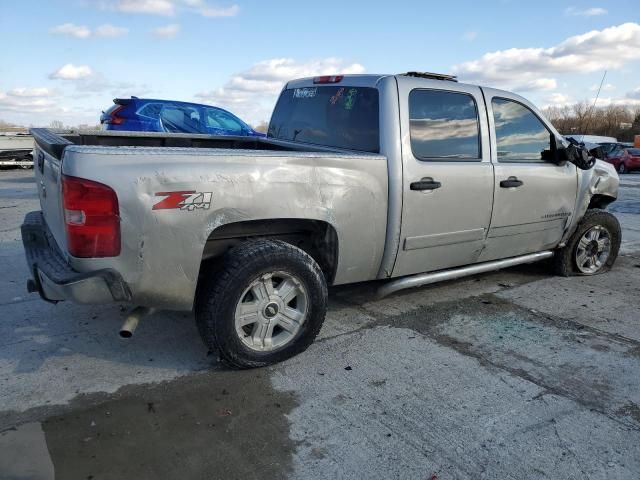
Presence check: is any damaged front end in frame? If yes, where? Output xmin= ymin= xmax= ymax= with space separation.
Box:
xmin=558 ymin=139 xmax=619 ymax=247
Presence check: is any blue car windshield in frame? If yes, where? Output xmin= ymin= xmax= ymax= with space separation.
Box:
xmin=204 ymin=108 xmax=245 ymax=134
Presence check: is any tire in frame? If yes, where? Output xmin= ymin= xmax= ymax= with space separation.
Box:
xmin=618 ymin=163 xmax=627 ymax=174
xmin=195 ymin=239 xmax=328 ymax=369
xmin=554 ymin=209 xmax=621 ymax=277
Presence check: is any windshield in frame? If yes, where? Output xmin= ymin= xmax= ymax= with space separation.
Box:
xmin=268 ymin=86 xmax=379 ymax=153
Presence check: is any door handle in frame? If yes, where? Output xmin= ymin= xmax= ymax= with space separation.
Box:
xmin=410 ymin=177 xmax=441 ymax=191
xmin=500 ymin=177 xmax=523 ymax=188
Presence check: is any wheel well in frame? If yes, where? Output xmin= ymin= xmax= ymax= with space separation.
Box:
xmin=588 ymin=194 xmax=616 ymax=210
xmin=200 ymin=219 xmax=339 ymax=284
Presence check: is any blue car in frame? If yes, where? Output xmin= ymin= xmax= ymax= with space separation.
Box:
xmin=100 ymin=97 xmax=265 ymax=137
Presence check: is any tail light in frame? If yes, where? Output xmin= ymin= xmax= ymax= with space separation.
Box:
xmin=313 ymin=75 xmax=344 ymax=84
xmin=104 ymin=105 xmax=126 ymax=125
xmin=62 ymin=175 xmax=120 ymax=257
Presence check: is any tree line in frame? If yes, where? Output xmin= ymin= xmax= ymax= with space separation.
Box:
xmin=543 ymin=103 xmax=640 ymax=142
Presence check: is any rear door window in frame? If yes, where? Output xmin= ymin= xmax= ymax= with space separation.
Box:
xmin=159 ymin=105 xmax=203 ymax=133
xmin=268 ymin=86 xmax=379 ymax=153
xmin=409 ymin=89 xmax=481 ymax=160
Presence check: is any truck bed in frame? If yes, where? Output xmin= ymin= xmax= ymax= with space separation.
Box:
xmin=30 ymin=128 xmax=355 ymax=160
xmin=29 ymin=127 xmax=389 ymax=309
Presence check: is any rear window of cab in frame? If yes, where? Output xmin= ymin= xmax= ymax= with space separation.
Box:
xmin=268 ymin=86 xmax=380 ymax=153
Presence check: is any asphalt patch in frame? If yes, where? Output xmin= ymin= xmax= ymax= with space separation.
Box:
xmin=41 ymin=370 xmax=297 ymax=480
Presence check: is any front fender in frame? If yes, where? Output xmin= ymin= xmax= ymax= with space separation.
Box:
xmin=560 ymin=160 xmax=619 ymax=246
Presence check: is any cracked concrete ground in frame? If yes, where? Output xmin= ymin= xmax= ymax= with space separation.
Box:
xmin=1 ymin=169 xmax=640 ymax=479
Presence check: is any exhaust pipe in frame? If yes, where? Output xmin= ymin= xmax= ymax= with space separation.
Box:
xmin=120 ymin=306 xmax=155 ymax=338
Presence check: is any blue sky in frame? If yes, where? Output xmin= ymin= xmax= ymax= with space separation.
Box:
xmin=1 ymin=0 xmax=639 ymax=126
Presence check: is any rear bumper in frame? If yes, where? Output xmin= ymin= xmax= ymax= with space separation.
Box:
xmin=21 ymin=211 xmax=131 ymax=304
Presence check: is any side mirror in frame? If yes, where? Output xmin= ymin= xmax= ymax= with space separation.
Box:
xmin=559 ymin=136 xmax=596 ymax=170
xmin=549 ymin=135 xmax=567 ymax=165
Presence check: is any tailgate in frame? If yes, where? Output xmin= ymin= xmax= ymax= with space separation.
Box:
xmin=31 ymin=129 xmax=74 ymax=255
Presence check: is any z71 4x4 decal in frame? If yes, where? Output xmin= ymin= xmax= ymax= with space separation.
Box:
xmin=153 ymin=191 xmax=213 ymax=211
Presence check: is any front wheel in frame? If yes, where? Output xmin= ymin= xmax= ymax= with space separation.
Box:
xmin=195 ymin=239 xmax=328 ymax=369
xmin=618 ymin=162 xmax=627 ymax=174
xmin=554 ymin=209 xmax=621 ymax=276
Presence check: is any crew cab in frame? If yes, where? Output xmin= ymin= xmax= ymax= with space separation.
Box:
xmin=22 ymin=72 xmax=621 ymax=368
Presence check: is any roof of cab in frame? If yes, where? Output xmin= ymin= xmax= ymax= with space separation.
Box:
xmin=285 ymin=72 xmax=484 ymax=90
xmin=285 ymin=74 xmax=390 ymax=90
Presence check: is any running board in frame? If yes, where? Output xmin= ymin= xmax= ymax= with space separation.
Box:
xmin=377 ymin=251 xmax=554 ymax=299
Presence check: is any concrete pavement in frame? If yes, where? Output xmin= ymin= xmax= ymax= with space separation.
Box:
xmin=1 ymin=169 xmax=639 ymax=479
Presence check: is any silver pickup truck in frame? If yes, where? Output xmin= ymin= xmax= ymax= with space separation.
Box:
xmin=22 ymin=72 xmax=620 ymax=368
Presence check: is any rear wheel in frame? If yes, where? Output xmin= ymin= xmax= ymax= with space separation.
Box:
xmin=554 ymin=209 xmax=621 ymax=276
xmin=195 ymin=239 xmax=328 ymax=369
xmin=618 ymin=162 xmax=627 ymax=174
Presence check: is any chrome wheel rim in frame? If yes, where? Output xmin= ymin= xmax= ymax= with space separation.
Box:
xmin=575 ymin=225 xmax=611 ymax=274
xmin=234 ymin=271 xmax=308 ymax=352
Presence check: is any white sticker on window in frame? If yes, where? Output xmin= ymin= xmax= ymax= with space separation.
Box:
xmin=293 ymin=87 xmax=317 ymax=99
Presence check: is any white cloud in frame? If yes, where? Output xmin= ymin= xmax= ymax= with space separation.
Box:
xmin=0 ymin=88 xmax=61 ymax=114
xmin=49 ymin=64 xmax=94 ymax=80
xmin=115 ymin=0 xmax=175 ymax=16
xmin=95 ymin=24 xmax=129 ymax=37
xmin=565 ymin=7 xmax=608 ymax=16
xmin=50 ymin=23 xmax=91 ymax=39
xmin=541 ymin=92 xmax=576 ymax=109
xmin=452 ymin=23 xmax=640 ymax=92
xmin=0 ymin=97 xmax=57 ymax=113
xmin=0 ymin=94 xmax=99 ymax=126
xmin=152 ymin=24 xmax=180 ymax=38
xmin=75 ymin=76 xmax=148 ymax=96
xmin=195 ymin=57 xmax=366 ymax=124
xmin=541 ymin=87 xmax=640 ymax=109
xmin=515 ymin=78 xmax=558 ymax=91
xmin=462 ymin=31 xmax=478 ymax=41
xmin=7 ymin=87 xmax=58 ymax=98
xmin=199 ymin=4 xmax=239 ymax=17
xmin=589 ymin=82 xmax=616 ymax=91
xmin=0 ymin=80 xmax=148 ymax=127
xmin=50 ymin=23 xmax=128 ymax=39
xmin=48 ymin=63 xmax=150 ymax=97
xmin=590 ymin=96 xmax=640 ymax=107
xmin=110 ymin=0 xmax=239 ymax=18
xmin=627 ymin=87 xmax=640 ymax=100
